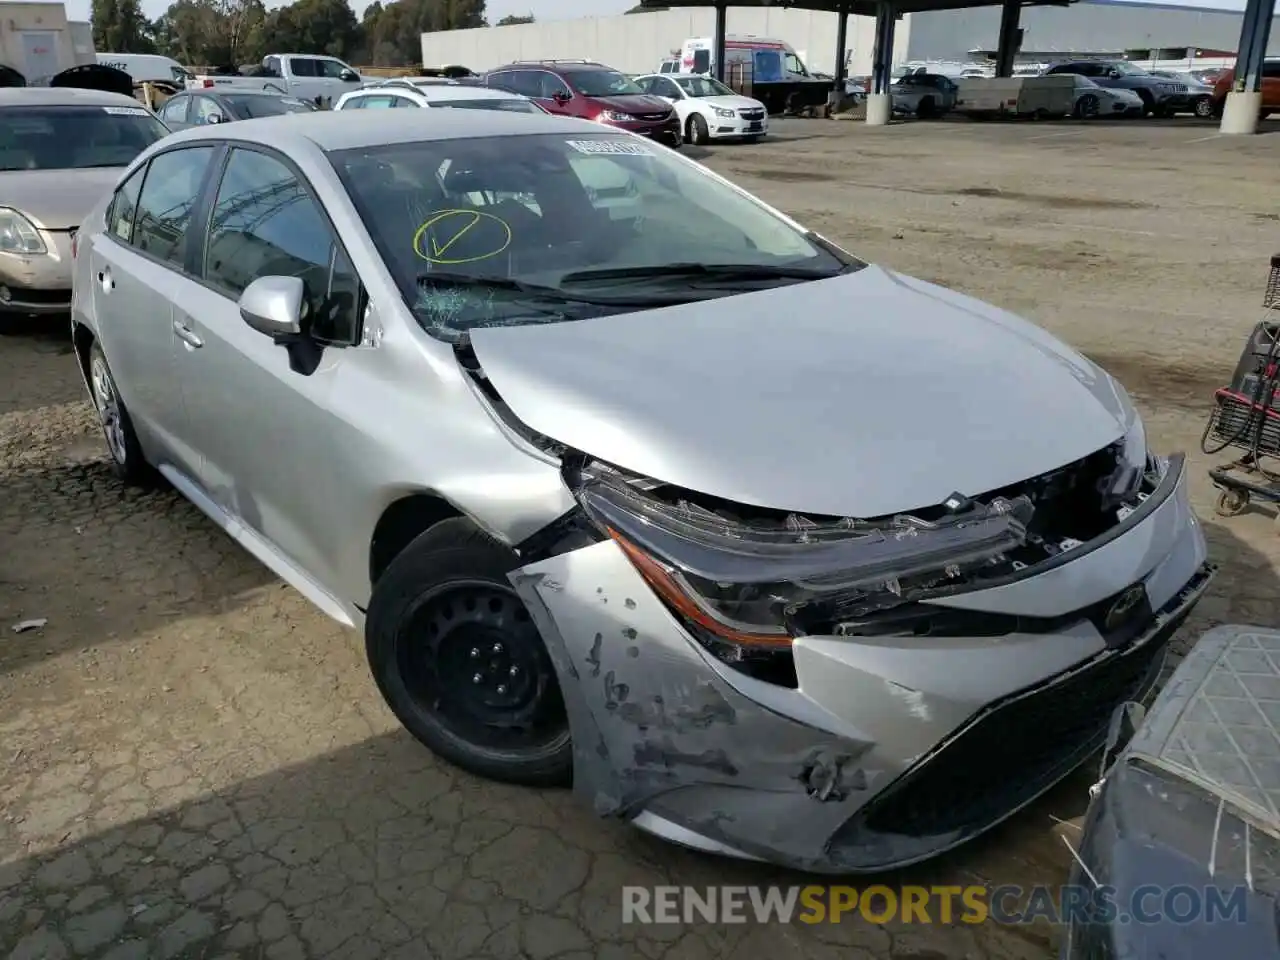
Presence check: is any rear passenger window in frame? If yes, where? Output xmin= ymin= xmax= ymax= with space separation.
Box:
xmin=131 ymin=146 xmax=217 ymax=266
xmin=106 ymin=166 xmax=146 ymax=243
xmin=289 ymin=58 xmax=318 ymax=77
xmin=203 ymin=148 xmax=361 ymax=344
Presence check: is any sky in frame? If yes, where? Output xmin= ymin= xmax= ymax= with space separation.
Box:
xmin=58 ymin=0 xmax=1257 ymax=29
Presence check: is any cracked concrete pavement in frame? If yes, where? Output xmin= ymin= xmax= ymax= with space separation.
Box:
xmin=3 ymin=116 xmax=1279 ymax=959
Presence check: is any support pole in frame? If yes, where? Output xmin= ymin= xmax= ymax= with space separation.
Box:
xmin=995 ymin=0 xmax=1022 ymax=78
xmin=867 ymin=1 xmax=896 ymax=125
xmin=713 ymin=2 xmax=727 ymax=83
xmin=1220 ymin=0 xmax=1273 ymax=134
xmin=831 ymin=6 xmax=850 ymax=110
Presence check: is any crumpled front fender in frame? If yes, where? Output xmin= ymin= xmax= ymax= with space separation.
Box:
xmin=508 ymin=538 xmax=881 ymax=872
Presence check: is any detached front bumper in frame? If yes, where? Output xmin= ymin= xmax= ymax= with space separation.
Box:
xmin=509 ymin=455 xmax=1212 ymax=873
xmin=0 ymin=231 xmax=74 ymax=315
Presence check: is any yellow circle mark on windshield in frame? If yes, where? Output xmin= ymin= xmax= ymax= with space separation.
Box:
xmin=413 ymin=209 xmax=512 ymax=264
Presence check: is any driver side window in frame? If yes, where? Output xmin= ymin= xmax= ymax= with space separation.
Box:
xmin=160 ymin=96 xmax=189 ymax=123
xmin=192 ymin=97 xmax=223 ymax=124
xmin=202 ymin=148 xmax=362 ymax=344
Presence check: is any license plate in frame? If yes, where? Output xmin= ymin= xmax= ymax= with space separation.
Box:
xmin=748 ymin=121 xmax=762 ymax=131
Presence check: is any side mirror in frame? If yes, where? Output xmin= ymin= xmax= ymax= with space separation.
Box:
xmin=1107 ymin=70 xmax=1121 ymax=79
xmin=205 ymin=111 xmax=225 ymax=124
xmin=552 ymin=89 xmax=571 ymax=103
xmin=340 ymin=69 xmax=359 ymax=82
xmin=240 ymin=276 xmax=304 ymax=338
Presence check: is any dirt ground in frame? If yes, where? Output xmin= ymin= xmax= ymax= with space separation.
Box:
xmin=2 ymin=115 xmax=1279 ymax=960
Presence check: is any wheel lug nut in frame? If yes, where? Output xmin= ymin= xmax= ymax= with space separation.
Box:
xmin=472 ymin=673 xmax=483 ymax=684
xmin=470 ymin=647 xmax=480 ymax=659
xmin=491 ymin=642 xmax=504 ymax=654
xmin=508 ymin=665 xmax=518 ymax=677
xmin=497 ymin=684 xmax=508 ymax=695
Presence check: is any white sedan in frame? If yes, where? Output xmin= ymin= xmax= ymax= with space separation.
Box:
xmin=1071 ymin=75 xmax=1144 ymax=118
xmin=633 ymin=73 xmax=767 ymax=144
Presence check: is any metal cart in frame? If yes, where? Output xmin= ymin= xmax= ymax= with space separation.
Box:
xmin=1204 ymin=253 xmax=1280 ymax=518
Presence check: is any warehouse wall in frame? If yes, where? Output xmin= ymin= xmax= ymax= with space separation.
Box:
xmin=420 ymin=7 xmax=911 ymax=77
xmin=906 ymin=0 xmax=1280 ymax=61
xmin=0 ymin=2 xmax=76 ymax=79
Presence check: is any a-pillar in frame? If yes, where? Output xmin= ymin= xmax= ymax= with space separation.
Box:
xmin=866 ymin=1 xmax=896 ymax=125
xmin=1220 ymin=0 xmax=1273 ymax=134
xmin=830 ymin=5 xmax=850 ymax=110
xmin=713 ymin=2 xmax=728 ymax=83
xmin=994 ymin=0 xmax=1023 ymax=77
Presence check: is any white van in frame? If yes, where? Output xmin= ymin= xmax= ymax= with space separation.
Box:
xmin=676 ymin=34 xmax=830 ymax=115
xmin=97 ymin=53 xmax=193 ymax=85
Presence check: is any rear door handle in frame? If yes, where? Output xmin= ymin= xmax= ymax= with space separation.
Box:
xmin=173 ymin=319 xmax=203 ymax=348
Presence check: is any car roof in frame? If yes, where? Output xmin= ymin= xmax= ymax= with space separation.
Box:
xmin=158 ymin=106 xmax=602 ymax=153
xmin=0 ymin=87 xmax=146 ymax=108
xmin=411 ymin=85 xmax=528 ymax=102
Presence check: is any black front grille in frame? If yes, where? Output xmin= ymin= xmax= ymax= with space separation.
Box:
xmin=638 ymin=112 xmax=669 ymax=121
xmin=741 ymin=108 xmax=765 ymax=120
xmin=832 ymin=590 xmax=1200 ymax=847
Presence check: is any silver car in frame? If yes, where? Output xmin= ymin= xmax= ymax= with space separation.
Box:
xmin=0 ymin=87 xmax=169 ymax=318
xmin=70 ymin=109 xmax=1212 ymax=873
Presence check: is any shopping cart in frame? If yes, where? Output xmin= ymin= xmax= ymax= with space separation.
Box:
xmin=1203 ymin=253 xmax=1280 ymax=517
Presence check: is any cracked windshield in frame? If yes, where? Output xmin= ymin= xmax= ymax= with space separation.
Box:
xmin=330 ymin=132 xmax=854 ymax=340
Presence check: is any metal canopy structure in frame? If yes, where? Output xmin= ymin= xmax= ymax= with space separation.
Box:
xmin=640 ymin=0 xmax=1073 ymax=113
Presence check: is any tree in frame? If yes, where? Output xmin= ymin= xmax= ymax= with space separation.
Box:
xmin=152 ymin=0 xmax=265 ymax=67
xmin=496 ymin=13 xmax=533 ymax=24
xmin=92 ymin=0 xmax=155 ymax=52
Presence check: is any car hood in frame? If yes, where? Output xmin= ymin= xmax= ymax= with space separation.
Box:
xmin=697 ymin=94 xmax=765 ymax=111
xmin=591 ymin=94 xmax=672 ymax=114
xmin=469 ymin=266 xmax=1131 ymax=518
xmin=0 ymin=168 xmax=123 ymax=229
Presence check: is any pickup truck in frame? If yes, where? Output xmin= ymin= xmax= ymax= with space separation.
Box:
xmin=188 ymin=54 xmax=365 ymax=108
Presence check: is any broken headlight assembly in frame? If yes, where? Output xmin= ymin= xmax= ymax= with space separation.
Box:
xmin=571 ymin=463 xmax=1034 ymax=676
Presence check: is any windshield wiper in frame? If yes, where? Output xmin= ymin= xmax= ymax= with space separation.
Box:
xmin=558 ymin=262 xmax=842 ymax=285
xmin=416 ymin=271 xmax=688 ymax=307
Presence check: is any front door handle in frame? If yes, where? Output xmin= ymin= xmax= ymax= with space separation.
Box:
xmin=173 ymin=319 xmax=203 ymax=348
xmin=97 ymin=268 xmax=114 ymax=292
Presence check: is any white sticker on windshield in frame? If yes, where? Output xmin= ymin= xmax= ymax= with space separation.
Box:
xmin=565 ymin=138 xmax=655 ymax=156
xmin=102 ymin=106 xmax=149 ymax=117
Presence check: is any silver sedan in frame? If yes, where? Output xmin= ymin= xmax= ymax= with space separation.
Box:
xmin=70 ymin=109 xmax=1211 ymax=873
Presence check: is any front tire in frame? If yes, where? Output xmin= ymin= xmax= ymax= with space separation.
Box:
xmin=1193 ymin=95 xmax=1215 ymax=118
xmin=365 ymin=518 xmax=572 ymax=787
xmin=1075 ymin=94 xmax=1099 ymax=118
xmin=88 ymin=343 xmax=154 ymax=486
xmin=687 ymin=113 xmax=710 ymax=145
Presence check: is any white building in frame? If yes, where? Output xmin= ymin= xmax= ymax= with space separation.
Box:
xmin=419 ymin=1 xmax=1280 ymax=77
xmin=0 ymin=2 xmax=94 ymax=80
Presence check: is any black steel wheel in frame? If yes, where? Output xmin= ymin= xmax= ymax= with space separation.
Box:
xmin=1215 ymin=488 xmax=1250 ymax=518
xmin=365 ymin=518 xmax=571 ymax=786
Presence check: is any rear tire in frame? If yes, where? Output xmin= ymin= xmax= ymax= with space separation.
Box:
xmin=1136 ymin=90 xmax=1154 ymax=116
xmin=87 ymin=343 xmax=155 ymax=487
xmin=365 ymin=518 xmax=572 ymax=788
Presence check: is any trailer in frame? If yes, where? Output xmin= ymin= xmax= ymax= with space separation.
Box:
xmin=954 ymin=75 xmax=1076 ymax=119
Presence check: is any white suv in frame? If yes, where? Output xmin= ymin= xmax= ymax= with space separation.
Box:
xmin=334 ymin=83 xmax=544 ymax=113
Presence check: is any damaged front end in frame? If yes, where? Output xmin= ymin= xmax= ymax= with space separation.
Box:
xmin=500 ymin=433 xmax=1208 ymax=872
